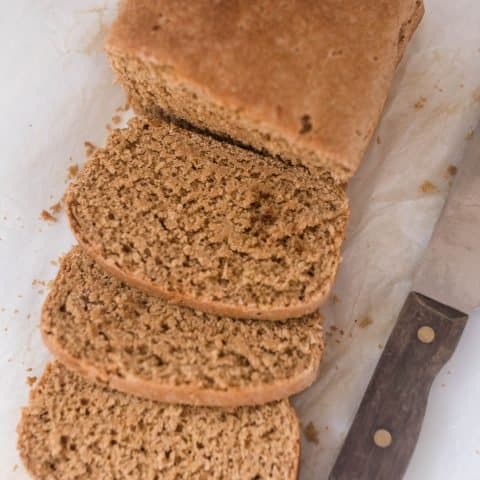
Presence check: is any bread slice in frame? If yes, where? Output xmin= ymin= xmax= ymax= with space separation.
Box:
xmin=18 ymin=362 xmax=300 ymax=480
xmin=42 ymin=247 xmax=324 ymax=407
xmin=65 ymin=117 xmax=348 ymax=321
xmin=106 ymin=0 xmax=424 ymax=181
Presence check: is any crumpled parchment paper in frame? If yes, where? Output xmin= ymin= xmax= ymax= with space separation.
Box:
xmin=0 ymin=1 xmax=479 ymax=478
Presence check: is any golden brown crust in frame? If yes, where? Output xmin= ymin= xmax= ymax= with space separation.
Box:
xmin=107 ymin=0 xmax=423 ymax=179
xmin=397 ymin=1 xmax=424 ymax=63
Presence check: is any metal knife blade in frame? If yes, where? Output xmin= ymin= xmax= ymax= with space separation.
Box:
xmin=413 ymin=121 xmax=480 ymax=314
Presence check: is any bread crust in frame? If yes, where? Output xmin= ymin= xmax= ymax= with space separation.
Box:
xmin=106 ymin=0 xmax=424 ymax=179
xmin=397 ymin=1 xmax=424 ymax=63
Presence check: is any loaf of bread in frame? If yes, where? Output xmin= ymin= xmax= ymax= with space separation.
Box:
xmin=18 ymin=362 xmax=300 ymax=479
xmin=65 ymin=118 xmax=348 ymax=320
xmin=42 ymin=247 xmax=324 ymax=407
xmin=106 ymin=0 xmax=423 ymax=180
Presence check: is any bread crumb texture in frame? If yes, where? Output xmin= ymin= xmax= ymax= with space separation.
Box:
xmin=66 ymin=118 xmax=348 ymax=319
xmin=42 ymin=248 xmax=324 ymax=405
xmin=18 ymin=362 xmax=299 ymax=480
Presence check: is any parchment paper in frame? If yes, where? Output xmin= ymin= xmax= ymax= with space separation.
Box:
xmin=1 ymin=1 xmax=479 ymax=479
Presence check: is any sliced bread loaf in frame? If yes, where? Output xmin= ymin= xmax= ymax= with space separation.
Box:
xmin=65 ymin=117 xmax=348 ymax=320
xmin=106 ymin=0 xmax=423 ymax=181
xmin=42 ymin=247 xmax=324 ymax=407
xmin=18 ymin=362 xmax=300 ymax=480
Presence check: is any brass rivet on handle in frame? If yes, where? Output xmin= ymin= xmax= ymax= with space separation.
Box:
xmin=417 ymin=326 xmax=435 ymax=344
xmin=373 ymin=429 xmax=393 ymax=448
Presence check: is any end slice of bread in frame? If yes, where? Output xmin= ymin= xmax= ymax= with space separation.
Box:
xmin=42 ymin=247 xmax=324 ymax=407
xmin=105 ymin=0 xmax=424 ymax=181
xmin=18 ymin=362 xmax=300 ymax=480
xmin=65 ymin=117 xmax=349 ymax=321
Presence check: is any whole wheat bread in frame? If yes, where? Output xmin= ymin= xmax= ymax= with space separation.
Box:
xmin=42 ymin=247 xmax=324 ymax=407
xmin=106 ymin=0 xmax=424 ymax=181
xmin=65 ymin=117 xmax=348 ymax=320
xmin=18 ymin=362 xmax=300 ymax=480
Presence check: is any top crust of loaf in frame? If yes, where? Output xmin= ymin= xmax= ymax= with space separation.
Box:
xmin=42 ymin=247 xmax=324 ymax=407
xmin=65 ymin=118 xmax=348 ymax=320
xmin=18 ymin=362 xmax=300 ymax=480
xmin=106 ymin=0 xmax=423 ymax=179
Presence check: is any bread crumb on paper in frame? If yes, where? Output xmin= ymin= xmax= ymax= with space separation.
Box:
xmin=419 ymin=180 xmax=439 ymax=194
xmin=84 ymin=141 xmax=97 ymax=157
xmin=40 ymin=209 xmax=57 ymax=222
xmin=332 ymin=294 xmax=340 ymax=304
xmin=112 ymin=114 xmax=122 ymax=125
xmin=357 ymin=316 xmax=373 ymax=329
xmin=40 ymin=201 xmax=63 ymax=223
xmin=446 ymin=165 xmax=458 ymax=177
xmin=26 ymin=376 xmax=37 ymax=387
xmin=414 ymin=96 xmax=427 ymax=110
xmin=304 ymin=422 xmax=319 ymax=444
xmin=50 ymin=202 xmax=62 ymax=213
xmin=68 ymin=164 xmax=79 ymax=180
xmin=465 ymin=129 xmax=474 ymax=141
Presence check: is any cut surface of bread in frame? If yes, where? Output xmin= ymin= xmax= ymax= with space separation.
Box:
xmin=106 ymin=0 xmax=424 ymax=181
xmin=42 ymin=247 xmax=324 ymax=407
xmin=18 ymin=362 xmax=300 ymax=480
xmin=65 ymin=117 xmax=348 ymax=320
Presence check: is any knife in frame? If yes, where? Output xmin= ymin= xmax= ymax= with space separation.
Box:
xmin=329 ymin=121 xmax=480 ymax=480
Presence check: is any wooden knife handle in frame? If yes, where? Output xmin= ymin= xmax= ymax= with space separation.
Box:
xmin=329 ymin=292 xmax=468 ymax=480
